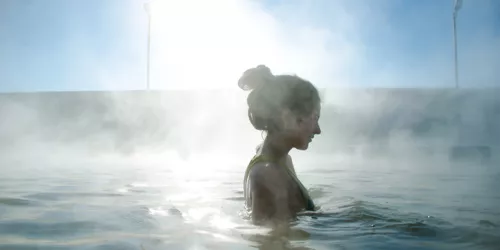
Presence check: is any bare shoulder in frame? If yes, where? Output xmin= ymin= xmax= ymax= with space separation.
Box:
xmin=248 ymin=162 xmax=285 ymax=188
xmin=249 ymin=162 xmax=279 ymax=180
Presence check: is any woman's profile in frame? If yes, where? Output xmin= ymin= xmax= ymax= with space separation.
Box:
xmin=239 ymin=65 xmax=322 ymax=225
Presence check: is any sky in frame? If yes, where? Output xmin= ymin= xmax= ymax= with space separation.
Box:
xmin=0 ymin=0 xmax=499 ymax=92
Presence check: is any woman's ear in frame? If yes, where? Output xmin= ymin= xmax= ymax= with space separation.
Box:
xmin=280 ymin=108 xmax=299 ymax=131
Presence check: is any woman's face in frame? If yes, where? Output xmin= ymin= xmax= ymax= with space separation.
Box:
xmin=287 ymin=106 xmax=321 ymax=150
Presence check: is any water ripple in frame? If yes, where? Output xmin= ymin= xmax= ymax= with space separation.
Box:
xmin=1 ymin=160 xmax=499 ymax=250
xmin=0 ymin=197 xmax=37 ymax=207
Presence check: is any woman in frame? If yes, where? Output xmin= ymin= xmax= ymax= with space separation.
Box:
xmin=239 ymin=65 xmax=322 ymax=225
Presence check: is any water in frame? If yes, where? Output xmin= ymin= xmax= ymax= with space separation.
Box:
xmin=0 ymin=154 xmax=499 ymax=250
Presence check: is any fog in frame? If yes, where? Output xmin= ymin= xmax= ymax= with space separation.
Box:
xmin=1 ymin=0 xmax=499 ymax=169
xmin=1 ymin=88 xmax=499 ymax=169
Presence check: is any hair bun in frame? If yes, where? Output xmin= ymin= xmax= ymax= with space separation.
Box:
xmin=238 ymin=65 xmax=274 ymax=91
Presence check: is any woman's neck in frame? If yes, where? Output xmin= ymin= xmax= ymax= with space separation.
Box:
xmin=261 ymin=132 xmax=292 ymax=162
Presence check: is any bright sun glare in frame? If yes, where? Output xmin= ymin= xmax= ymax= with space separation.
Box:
xmin=148 ymin=0 xmax=283 ymax=90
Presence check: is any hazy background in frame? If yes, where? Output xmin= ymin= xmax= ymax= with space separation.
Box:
xmin=1 ymin=0 xmax=499 ymax=162
xmin=0 ymin=89 xmax=499 ymax=164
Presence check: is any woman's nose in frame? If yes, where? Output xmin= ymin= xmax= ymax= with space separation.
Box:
xmin=315 ymin=124 xmax=321 ymax=135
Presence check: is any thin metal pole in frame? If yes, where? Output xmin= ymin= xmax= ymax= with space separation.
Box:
xmin=453 ymin=13 xmax=458 ymax=89
xmin=144 ymin=2 xmax=151 ymax=91
xmin=452 ymin=0 xmax=462 ymax=89
xmin=146 ymin=11 xmax=151 ymax=90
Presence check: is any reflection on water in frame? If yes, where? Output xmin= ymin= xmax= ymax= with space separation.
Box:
xmin=0 ymin=155 xmax=499 ymax=250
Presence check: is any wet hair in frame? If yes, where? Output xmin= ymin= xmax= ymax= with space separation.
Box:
xmin=238 ymin=65 xmax=320 ymax=132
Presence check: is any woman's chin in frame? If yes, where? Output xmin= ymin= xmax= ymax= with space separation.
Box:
xmin=295 ymin=142 xmax=310 ymax=150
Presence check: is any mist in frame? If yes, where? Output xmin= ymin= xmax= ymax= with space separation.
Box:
xmin=1 ymin=0 xmax=499 ymax=169
xmin=1 ymin=88 xmax=499 ymax=170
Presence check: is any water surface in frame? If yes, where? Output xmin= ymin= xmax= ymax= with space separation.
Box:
xmin=0 ymin=155 xmax=499 ymax=250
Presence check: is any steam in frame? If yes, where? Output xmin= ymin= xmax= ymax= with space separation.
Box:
xmin=0 ymin=0 xmax=499 ymax=167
